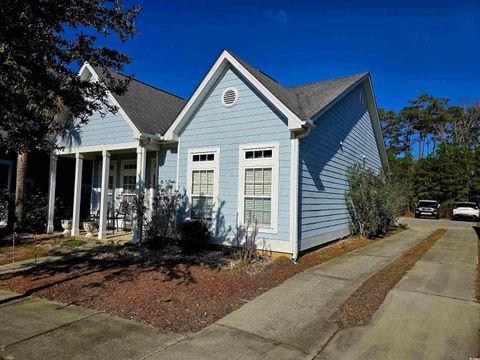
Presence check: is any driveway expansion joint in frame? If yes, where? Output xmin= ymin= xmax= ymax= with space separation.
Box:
xmin=301 ymin=271 xmax=354 ymax=282
xmin=394 ymin=286 xmax=480 ymax=304
xmin=1 ymin=311 xmax=100 ymax=349
xmin=214 ymin=322 xmax=312 ymax=355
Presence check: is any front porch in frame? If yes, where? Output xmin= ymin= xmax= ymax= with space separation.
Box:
xmin=47 ymin=142 xmax=158 ymax=241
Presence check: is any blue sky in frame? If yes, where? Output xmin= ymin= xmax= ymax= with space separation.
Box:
xmin=102 ymin=0 xmax=480 ymax=111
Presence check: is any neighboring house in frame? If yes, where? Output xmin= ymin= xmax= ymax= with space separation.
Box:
xmin=50 ymin=49 xmax=387 ymax=258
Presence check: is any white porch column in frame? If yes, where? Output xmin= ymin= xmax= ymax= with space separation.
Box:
xmin=136 ymin=145 xmax=147 ymax=195
xmin=71 ymin=153 xmax=84 ymax=236
xmin=98 ymin=150 xmax=110 ymax=240
xmin=133 ymin=145 xmax=147 ymax=244
xmin=47 ymin=154 xmax=57 ymax=233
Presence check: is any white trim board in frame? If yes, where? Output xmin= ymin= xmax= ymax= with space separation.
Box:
xmin=80 ymin=63 xmax=142 ymax=138
xmin=237 ymin=142 xmax=279 ymax=234
xmin=211 ymin=235 xmax=292 ymax=254
xmin=164 ymin=50 xmax=307 ymax=140
xmin=308 ymin=74 xmax=388 ymax=170
xmin=186 ymin=147 xmax=221 ymax=224
xmin=54 ymin=141 xmax=139 ymax=155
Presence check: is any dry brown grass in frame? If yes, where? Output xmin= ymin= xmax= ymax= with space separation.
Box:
xmin=329 ymin=228 xmax=447 ymax=329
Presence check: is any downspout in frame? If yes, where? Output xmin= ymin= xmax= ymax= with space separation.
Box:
xmin=291 ymin=125 xmax=313 ymax=262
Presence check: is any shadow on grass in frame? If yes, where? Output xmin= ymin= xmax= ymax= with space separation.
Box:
xmin=0 ymin=242 xmax=228 ymax=305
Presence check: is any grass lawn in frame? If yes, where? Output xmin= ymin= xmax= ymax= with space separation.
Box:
xmin=0 ymin=229 xmax=403 ymax=334
xmin=0 ymin=233 xmax=89 ymax=265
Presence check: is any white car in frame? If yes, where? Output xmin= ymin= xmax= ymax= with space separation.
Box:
xmin=452 ymin=202 xmax=480 ymax=221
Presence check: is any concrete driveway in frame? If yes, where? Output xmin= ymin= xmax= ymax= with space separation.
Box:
xmin=320 ymin=217 xmax=479 ymax=359
xmin=0 ymin=218 xmax=478 ymax=359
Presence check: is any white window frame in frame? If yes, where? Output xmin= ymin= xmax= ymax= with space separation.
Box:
xmin=120 ymin=159 xmax=137 ymax=195
xmin=186 ymin=147 xmax=220 ymax=222
xmin=238 ymin=142 xmax=279 ymax=234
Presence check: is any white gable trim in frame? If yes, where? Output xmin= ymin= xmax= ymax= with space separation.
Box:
xmin=363 ymin=78 xmax=389 ymax=169
xmin=309 ymin=75 xmax=388 ymax=169
xmin=79 ymin=63 xmax=142 ymax=139
xmin=164 ymin=50 xmax=306 ymax=140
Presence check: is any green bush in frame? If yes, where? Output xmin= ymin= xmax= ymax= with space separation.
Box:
xmin=177 ymin=219 xmax=211 ymax=253
xmin=143 ymin=180 xmax=185 ymax=249
xmin=24 ymin=189 xmax=48 ymax=233
xmin=440 ymin=199 xmax=455 ymax=219
xmin=346 ymin=164 xmax=400 ymax=238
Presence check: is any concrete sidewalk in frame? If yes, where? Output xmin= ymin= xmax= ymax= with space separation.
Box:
xmin=147 ymin=225 xmax=435 ymax=360
xmin=320 ymin=222 xmax=480 ymax=359
xmin=0 ymin=290 xmax=185 ymax=360
xmin=0 ymin=247 xmax=98 ymax=275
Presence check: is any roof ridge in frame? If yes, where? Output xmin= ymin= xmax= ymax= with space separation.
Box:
xmin=288 ymin=72 xmax=369 ymax=90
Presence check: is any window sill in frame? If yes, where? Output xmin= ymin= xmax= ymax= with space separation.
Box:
xmin=244 ymin=224 xmax=277 ymax=234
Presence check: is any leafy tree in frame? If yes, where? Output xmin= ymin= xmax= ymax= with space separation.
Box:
xmin=0 ymin=0 xmax=141 ymax=229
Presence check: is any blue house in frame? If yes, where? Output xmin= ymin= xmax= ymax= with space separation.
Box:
xmin=48 ymin=49 xmax=387 ymax=258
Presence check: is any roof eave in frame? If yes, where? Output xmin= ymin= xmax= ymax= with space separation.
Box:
xmin=81 ymin=62 xmax=142 ymax=138
xmin=164 ymin=50 xmax=306 ymax=140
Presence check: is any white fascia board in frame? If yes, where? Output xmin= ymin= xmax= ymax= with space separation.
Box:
xmin=309 ymin=74 xmax=369 ymax=123
xmin=164 ymin=50 xmax=305 ymax=140
xmin=54 ymin=141 xmax=139 ymax=155
xmin=307 ymin=74 xmax=388 ymax=170
xmin=81 ymin=63 xmax=142 ymax=139
xmin=224 ymin=52 xmax=305 ymax=130
xmin=363 ymin=77 xmax=389 ymax=169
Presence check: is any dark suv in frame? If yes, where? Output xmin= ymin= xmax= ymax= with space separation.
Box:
xmin=415 ymin=200 xmax=440 ymax=219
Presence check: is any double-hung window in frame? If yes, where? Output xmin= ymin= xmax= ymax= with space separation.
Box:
xmin=188 ymin=148 xmax=219 ymax=221
xmin=239 ymin=143 xmax=278 ymax=233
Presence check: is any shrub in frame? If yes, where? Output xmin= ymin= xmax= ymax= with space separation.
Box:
xmin=24 ymin=189 xmax=48 ymax=233
xmin=233 ymin=213 xmax=261 ymax=264
xmin=346 ymin=164 xmax=400 ymax=238
xmin=177 ymin=219 xmax=211 ymax=253
xmin=143 ymin=180 xmax=185 ymax=249
xmin=440 ymin=199 xmax=455 ymax=219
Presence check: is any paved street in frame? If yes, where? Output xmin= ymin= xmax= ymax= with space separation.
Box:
xmin=0 ymin=218 xmax=478 ymax=359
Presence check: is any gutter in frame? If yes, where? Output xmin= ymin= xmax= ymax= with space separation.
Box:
xmin=291 ymin=124 xmax=314 ymax=262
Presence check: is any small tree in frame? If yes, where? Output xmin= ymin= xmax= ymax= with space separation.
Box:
xmin=1 ymin=0 xmax=141 ymax=230
xmin=144 ymin=181 xmax=185 ymax=248
xmin=346 ymin=164 xmax=400 ymax=238
xmin=233 ymin=212 xmax=260 ymax=263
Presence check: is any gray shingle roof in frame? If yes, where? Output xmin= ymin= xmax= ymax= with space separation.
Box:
xmin=228 ymin=50 xmax=368 ymax=121
xmin=94 ymin=67 xmax=186 ymax=135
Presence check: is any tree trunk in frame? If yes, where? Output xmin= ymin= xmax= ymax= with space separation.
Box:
xmin=14 ymin=151 xmax=28 ymax=230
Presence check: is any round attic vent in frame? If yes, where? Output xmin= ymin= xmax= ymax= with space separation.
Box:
xmin=222 ymin=87 xmax=239 ymax=108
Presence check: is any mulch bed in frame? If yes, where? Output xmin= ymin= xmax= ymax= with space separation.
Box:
xmin=0 ymin=235 xmax=376 ymax=333
xmin=328 ymin=228 xmax=447 ymax=329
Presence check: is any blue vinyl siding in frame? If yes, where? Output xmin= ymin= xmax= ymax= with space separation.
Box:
xmin=177 ymin=68 xmax=291 ymax=243
xmin=157 ymin=147 xmax=178 ymax=184
xmin=298 ymin=84 xmax=382 ymax=250
xmin=58 ymin=107 xmax=135 ymax=149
